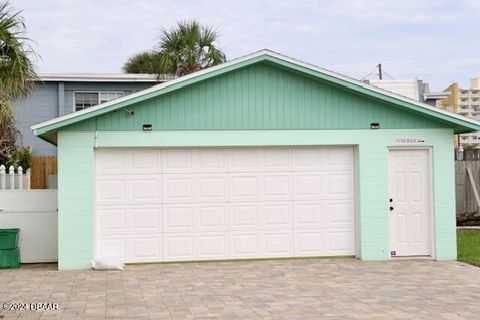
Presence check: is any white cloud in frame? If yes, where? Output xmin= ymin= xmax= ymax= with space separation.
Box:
xmin=14 ymin=0 xmax=480 ymax=89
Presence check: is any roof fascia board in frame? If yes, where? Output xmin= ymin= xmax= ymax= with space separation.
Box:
xmin=37 ymin=74 xmax=171 ymax=82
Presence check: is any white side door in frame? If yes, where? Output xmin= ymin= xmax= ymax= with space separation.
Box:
xmin=388 ymin=149 xmax=432 ymax=257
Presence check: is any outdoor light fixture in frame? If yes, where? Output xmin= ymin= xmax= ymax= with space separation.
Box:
xmin=143 ymin=124 xmax=152 ymax=131
xmin=456 ymin=145 xmax=464 ymax=161
xmin=122 ymin=108 xmax=134 ymax=116
xmin=370 ymin=122 xmax=380 ymax=129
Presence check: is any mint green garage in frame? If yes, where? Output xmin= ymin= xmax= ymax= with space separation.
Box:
xmin=33 ymin=50 xmax=480 ymax=270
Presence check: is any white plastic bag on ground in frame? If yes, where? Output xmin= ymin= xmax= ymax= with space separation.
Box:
xmin=91 ymin=258 xmax=125 ymax=270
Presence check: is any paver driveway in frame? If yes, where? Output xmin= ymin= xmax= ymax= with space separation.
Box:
xmin=1 ymin=259 xmax=480 ymax=319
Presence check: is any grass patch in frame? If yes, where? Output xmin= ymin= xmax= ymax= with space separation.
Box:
xmin=457 ymin=229 xmax=480 ymax=266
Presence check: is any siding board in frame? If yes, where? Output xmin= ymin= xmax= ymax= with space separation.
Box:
xmin=64 ymin=62 xmax=448 ymax=132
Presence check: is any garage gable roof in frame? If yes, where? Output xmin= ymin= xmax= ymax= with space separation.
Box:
xmin=32 ymin=49 xmax=480 ymax=137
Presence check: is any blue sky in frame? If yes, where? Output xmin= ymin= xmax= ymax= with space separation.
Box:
xmin=16 ymin=0 xmax=480 ymax=91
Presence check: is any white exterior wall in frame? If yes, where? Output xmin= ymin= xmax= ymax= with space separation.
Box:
xmin=0 ymin=190 xmax=58 ymax=263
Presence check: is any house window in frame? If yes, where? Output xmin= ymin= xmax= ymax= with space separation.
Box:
xmin=74 ymin=91 xmax=125 ymax=111
xmin=100 ymin=92 xmax=125 ymax=104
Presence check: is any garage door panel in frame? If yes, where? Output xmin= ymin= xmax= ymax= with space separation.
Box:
xmin=131 ymin=177 xmax=162 ymax=202
xmin=97 ymin=175 xmax=161 ymax=205
xmin=163 ymin=206 xmax=194 ymax=232
xmin=96 ymin=149 xmax=161 ymax=175
xmin=132 ymin=237 xmax=162 ymax=260
xmin=96 ymin=150 xmax=127 ymax=174
xmin=264 ymin=231 xmax=293 ymax=257
xmin=163 ymin=204 xmax=229 ymax=233
xmin=325 ymin=147 xmax=354 ymax=170
xmin=163 ymin=174 xmax=228 ymax=203
xmin=162 ymin=176 xmax=194 ymax=202
xmin=230 ymin=232 xmax=261 ymax=258
xmin=328 ymin=231 xmax=355 ymax=254
xmin=95 ymin=147 xmax=356 ymax=263
xmin=96 ymin=237 xmax=127 ymax=259
xmin=263 ymin=202 xmax=292 ymax=228
xmin=131 ymin=150 xmax=162 ymax=172
xmin=292 ymin=174 xmax=323 ymax=199
xmin=293 ymin=201 xmax=327 ymax=228
xmin=292 ymin=147 xmax=323 ymax=171
xmin=196 ymin=149 xmax=227 ymax=172
xmin=131 ymin=207 xmax=162 ymax=232
xmin=163 ymin=149 xmax=229 ymax=173
xmin=327 ymin=201 xmax=355 ymax=227
xmin=96 ymin=235 xmax=163 ymax=262
xmin=96 ymin=207 xmax=127 ymax=235
xmin=229 ymin=174 xmax=261 ymax=201
xmin=230 ymin=204 xmax=259 ymax=228
xmin=324 ymin=173 xmax=355 ymax=199
xmin=228 ymin=149 xmax=260 ymax=172
xmin=162 ymin=149 xmax=193 ymax=173
xmin=263 ymin=174 xmax=291 ymax=200
xmin=197 ymin=175 xmax=227 ymax=201
xmin=164 ymin=234 xmax=194 ymax=260
xmin=294 ymin=230 xmax=327 ymax=256
xmin=263 ymin=148 xmax=291 ymax=171
xmin=97 ymin=206 xmax=162 ymax=235
xmin=198 ymin=205 xmax=228 ymax=230
xmin=96 ymin=178 xmax=127 ymax=205
xmin=197 ymin=233 xmax=229 ymax=259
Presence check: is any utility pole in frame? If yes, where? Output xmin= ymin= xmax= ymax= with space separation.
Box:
xmin=377 ymin=63 xmax=383 ymax=80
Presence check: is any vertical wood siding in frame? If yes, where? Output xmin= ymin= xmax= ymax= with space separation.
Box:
xmin=64 ymin=63 xmax=448 ymax=132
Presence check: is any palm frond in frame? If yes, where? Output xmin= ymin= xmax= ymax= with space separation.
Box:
xmin=155 ymin=20 xmax=226 ymax=76
xmin=0 ymin=0 xmax=38 ymax=101
xmin=122 ymin=51 xmax=170 ymax=74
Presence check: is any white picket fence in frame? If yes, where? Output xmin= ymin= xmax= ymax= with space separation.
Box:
xmin=0 ymin=165 xmax=31 ymax=190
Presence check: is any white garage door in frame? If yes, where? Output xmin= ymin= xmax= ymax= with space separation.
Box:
xmin=95 ymin=147 xmax=355 ymax=263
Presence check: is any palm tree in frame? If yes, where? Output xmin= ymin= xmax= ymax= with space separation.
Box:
xmin=0 ymin=1 xmax=37 ymax=100
xmin=0 ymin=1 xmax=37 ymax=165
xmin=123 ymin=51 xmax=168 ymax=74
xmin=123 ymin=21 xmax=226 ymax=76
xmin=157 ymin=21 xmax=226 ymax=76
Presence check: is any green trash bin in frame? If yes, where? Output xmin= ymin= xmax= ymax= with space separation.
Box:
xmin=0 ymin=229 xmax=19 ymax=249
xmin=0 ymin=248 xmax=20 ymax=269
xmin=0 ymin=229 xmax=20 ymax=269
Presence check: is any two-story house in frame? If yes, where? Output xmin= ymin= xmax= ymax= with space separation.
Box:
xmin=13 ymin=73 xmax=172 ymax=155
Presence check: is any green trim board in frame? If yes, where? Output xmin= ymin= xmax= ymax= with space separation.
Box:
xmin=91 ymin=129 xmax=446 ymax=147
xmin=57 ymin=129 xmax=456 ymax=270
xmin=33 ymin=50 xmax=480 ymax=141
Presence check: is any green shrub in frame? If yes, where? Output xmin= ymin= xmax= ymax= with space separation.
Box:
xmin=12 ymin=146 xmax=32 ymax=170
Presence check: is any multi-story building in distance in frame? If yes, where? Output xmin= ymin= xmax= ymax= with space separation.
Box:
xmin=438 ymin=78 xmax=480 ymax=148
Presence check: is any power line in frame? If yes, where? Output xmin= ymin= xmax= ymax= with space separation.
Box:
xmin=361 ymin=63 xmax=396 ymax=80
xmin=361 ymin=65 xmax=380 ymax=80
